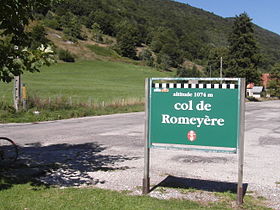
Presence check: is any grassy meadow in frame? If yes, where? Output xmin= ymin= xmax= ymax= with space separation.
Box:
xmin=1 ymin=60 xmax=172 ymax=103
xmin=0 ymin=60 xmax=173 ymax=122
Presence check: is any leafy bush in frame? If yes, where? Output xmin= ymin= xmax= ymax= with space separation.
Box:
xmin=0 ymin=101 xmax=16 ymax=113
xmin=29 ymin=24 xmax=50 ymax=49
xmin=156 ymin=53 xmax=172 ymax=70
xmin=139 ymin=49 xmax=154 ymax=67
xmin=177 ymin=66 xmax=202 ymax=77
xmin=267 ymin=63 xmax=280 ymax=97
xmin=57 ymin=49 xmax=75 ymax=62
xmin=44 ymin=19 xmax=61 ymax=30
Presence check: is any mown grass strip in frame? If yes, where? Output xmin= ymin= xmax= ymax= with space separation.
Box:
xmin=0 ymin=182 xmax=271 ymax=210
xmin=0 ymin=184 xmax=201 ymax=210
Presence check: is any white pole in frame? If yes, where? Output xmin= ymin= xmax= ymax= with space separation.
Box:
xmin=220 ymin=57 xmax=223 ymax=78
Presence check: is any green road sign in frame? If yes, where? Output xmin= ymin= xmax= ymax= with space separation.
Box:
xmin=143 ymin=78 xmax=246 ymax=203
xmin=147 ymin=78 xmax=243 ymax=152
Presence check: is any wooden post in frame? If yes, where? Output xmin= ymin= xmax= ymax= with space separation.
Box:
xmin=22 ymin=84 xmax=27 ymax=110
xmin=14 ymin=75 xmax=21 ymax=112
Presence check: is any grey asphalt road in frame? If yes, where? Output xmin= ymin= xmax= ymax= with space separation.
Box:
xmin=0 ymin=100 xmax=279 ymax=208
xmin=0 ymin=113 xmax=145 ymax=148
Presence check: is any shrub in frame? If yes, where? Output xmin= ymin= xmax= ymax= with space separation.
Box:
xmin=44 ymin=19 xmax=61 ymax=30
xmin=57 ymin=49 xmax=75 ymax=62
xmin=139 ymin=49 xmax=154 ymax=67
xmin=0 ymin=101 xmax=16 ymax=113
xmin=177 ymin=66 xmax=202 ymax=77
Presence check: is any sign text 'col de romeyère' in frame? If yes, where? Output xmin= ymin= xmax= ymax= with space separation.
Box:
xmin=147 ymin=78 xmax=243 ymax=151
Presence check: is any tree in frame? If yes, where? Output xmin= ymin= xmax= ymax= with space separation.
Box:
xmin=93 ymin=10 xmax=115 ymax=36
xmin=0 ymin=0 xmax=55 ymax=82
xmin=207 ymin=47 xmax=229 ymax=77
xmin=157 ymin=53 xmax=172 ymax=70
xmin=268 ymin=63 xmax=280 ymax=97
xmin=91 ymin=23 xmax=103 ymax=43
xmin=61 ymin=12 xmax=83 ymax=42
xmin=177 ymin=66 xmax=202 ymax=77
xmin=226 ymin=13 xmax=262 ymax=84
xmin=151 ymin=28 xmax=182 ymax=68
xmin=179 ymin=33 xmax=204 ymax=61
xmin=116 ymin=21 xmax=139 ymax=59
xmin=29 ymin=24 xmax=50 ymax=49
xmin=139 ymin=49 xmax=154 ymax=67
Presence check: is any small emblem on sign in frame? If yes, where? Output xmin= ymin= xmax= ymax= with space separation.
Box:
xmin=161 ymin=88 xmax=169 ymax=92
xmin=187 ymin=130 xmax=197 ymax=142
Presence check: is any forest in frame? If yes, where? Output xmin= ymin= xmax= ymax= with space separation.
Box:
xmin=39 ymin=0 xmax=280 ymax=72
xmin=2 ymin=0 xmax=280 ymax=82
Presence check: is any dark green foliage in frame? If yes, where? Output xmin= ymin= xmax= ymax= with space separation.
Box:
xmin=52 ymin=0 xmax=94 ymax=17
xmin=0 ymin=0 xmax=53 ymax=46
xmin=28 ymin=24 xmax=50 ymax=49
xmin=85 ymin=11 xmax=96 ymax=29
xmin=58 ymin=49 xmax=75 ymax=62
xmin=207 ymin=47 xmax=229 ymax=77
xmin=93 ymin=10 xmax=116 ymax=36
xmin=156 ymin=53 xmax=172 ymax=70
xmin=0 ymin=101 xmax=16 ymax=114
xmin=255 ymin=26 xmax=280 ymax=67
xmin=42 ymin=0 xmax=280 ymax=70
xmin=179 ymin=34 xmax=205 ymax=61
xmin=91 ymin=23 xmax=103 ymax=43
xmin=177 ymin=66 xmax=202 ymax=77
xmin=116 ymin=21 xmax=140 ymax=59
xmin=44 ymin=18 xmax=61 ymax=30
xmin=116 ymin=39 xmax=136 ymax=59
xmin=226 ymin=13 xmax=261 ymax=83
xmin=268 ymin=63 xmax=280 ymax=97
xmin=0 ymin=0 xmax=55 ymax=83
xmin=43 ymin=12 xmax=62 ymax=30
xmin=139 ymin=49 xmax=154 ymax=66
xmin=151 ymin=28 xmax=183 ymax=68
xmin=60 ymin=12 xmax=84 ymax=42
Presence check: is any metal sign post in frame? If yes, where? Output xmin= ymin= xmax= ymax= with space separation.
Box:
xmin=237 ymin=78 xmax=245 ymax=205
xmin=143 ymin=78 xmax=245 ymax=205
xmin=143 ymin=78 xmax=150 ymax=194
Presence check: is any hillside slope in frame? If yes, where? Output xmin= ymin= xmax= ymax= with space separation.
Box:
xmin=44 ymin=0 xmax=280 ymax=69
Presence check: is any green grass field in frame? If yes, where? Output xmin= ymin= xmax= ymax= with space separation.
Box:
xmin=0 ymin=60 xmax=172 ymax=104
xmin=0 ymin=60 xmax=173 ymax=122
